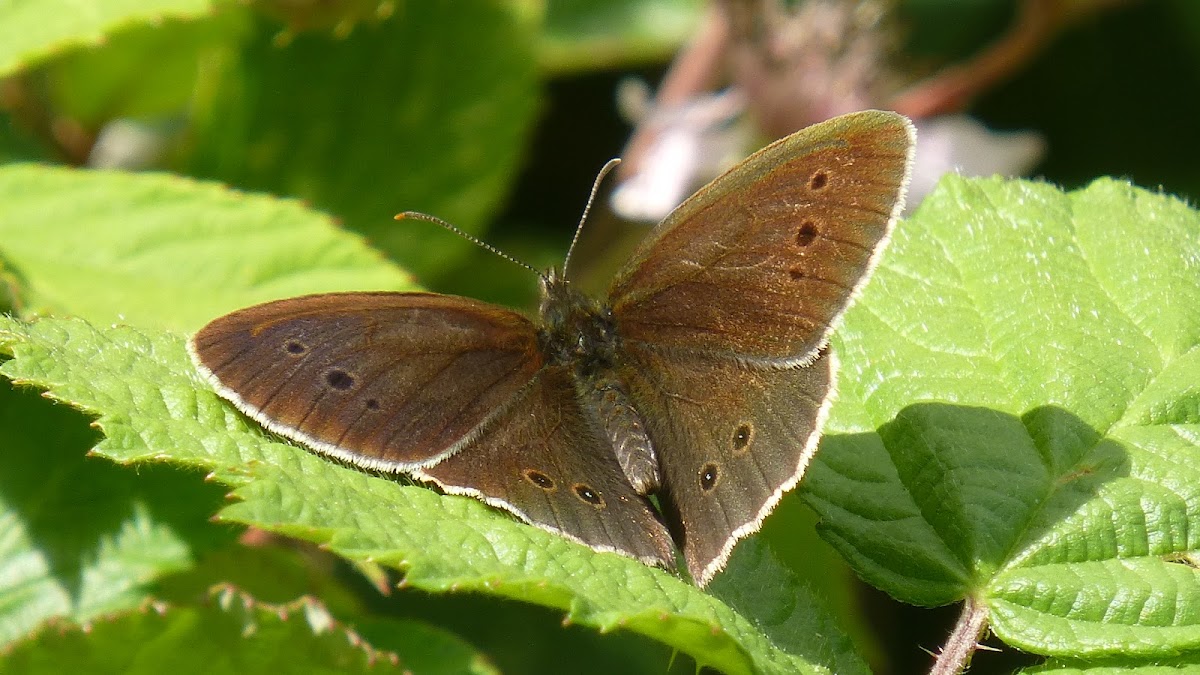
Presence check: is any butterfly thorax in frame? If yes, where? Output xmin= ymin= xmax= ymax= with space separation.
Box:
xmin=536 ymin=270 xmax=618 ymax=372
xmin=537 ymin=270 xmax=661 ymax=495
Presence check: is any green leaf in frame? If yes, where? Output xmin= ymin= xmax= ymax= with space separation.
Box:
xmin=0 ymin=587 xmax=495 ymax=674
xmin=539 ymin=0 xmax=703 ymax=74
xmin=0 ymin=0 xmax=218 ymax=78
xmin=0 ymin=316 xmax=865 ymax=675
xmin=1026 ymin=656 xmax=1200 ymax=673
xmin=152 ymin=543 xmax=506 ymax=674
xmin=253 ymin=0 xmax=397 ymax=37
xmin=352 ymin=613 xmax=502 ymax=675
xmin=707 ymin=540 xmax=869 ymax=675
xmin=0 ymin=111 xmax=53 ymax=164
xmin=0 ymin=379 xmax=230 ymax=647
xmin=803 ymin=176 xmax=1200 ymax=659
xmin=0 ymin=164 xmax=413 ymax=332
xmin=41 ymin=10 xmax=252 ymax=128
xmin=184 ymin=0 xmax=539 ymax=282
xmin=153 ymin=544 xmax=363 ymax=611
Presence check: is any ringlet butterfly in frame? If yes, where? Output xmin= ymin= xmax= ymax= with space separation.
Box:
xmin=189 ymin=110 xmax=914 ymax=586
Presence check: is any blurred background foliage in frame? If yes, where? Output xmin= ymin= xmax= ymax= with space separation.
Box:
xmin=2 ymin=0 xmax=1198 ymax=673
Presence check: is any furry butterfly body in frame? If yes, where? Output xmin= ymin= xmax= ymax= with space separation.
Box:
xmin=189 ymin=110 xmax=914 ymax=585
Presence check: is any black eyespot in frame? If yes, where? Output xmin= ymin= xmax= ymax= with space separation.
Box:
xmin=524 ymin=469 xmax=556 ymax=491
xmin=732 ymin=424 xmax=753 ymax=452
xmin=325 ymin=369 xmax=355 ymax=390
xmin=699 ymin=463 xmax=720 ymax=492
xmin=796 ymin=221 xmax=818 ymax=247
xmin=365 ymin=398 xmax=380 ymax=410
xmin=284 ymin=340 xmax=307 ymax=355
xmin=573 ymin=483 xmax=605 ymax=507
xmin=788 ymin=268 xmax=806 ymax=281
xmin=809 ymin=170 xmax=829 ymax=190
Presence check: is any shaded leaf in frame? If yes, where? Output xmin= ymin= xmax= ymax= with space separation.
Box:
xmin=42 ymin=10 xmax=252 ymax=128
xmin=539 ymin=0 xmax=702 ymax=74
xmin=0 ymin=587 xmax=494 ymax=675
xmin=0 ymin=380 xmax=230 ymax=646
xmin=184 ymin=0 xmax=540 ymax=282
xmin=0 ymin=0 xmax=217 ymax=78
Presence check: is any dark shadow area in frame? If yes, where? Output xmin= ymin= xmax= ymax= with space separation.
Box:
xmin=858 ymin=582 xmax=1041 ymax=675
xmin=709 ymin=537 xmax=869 ymax=675
xmin=977 ymin=0 xmax=1200 ymax=203
xmin=352 ymin=564 xmax=697 ymax=675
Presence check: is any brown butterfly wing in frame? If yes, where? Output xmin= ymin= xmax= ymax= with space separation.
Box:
xmin=607 ymin=111 xmax=913 ymax=584
xmin=619 ymin=345 xmax=835 ymax=585
xmin=609 ymin=110 xmax=913 ymax=364
xmin=189 ymin=292 xmax=543 ymax=470
xmin=418 ymin=364 xmax=676 ymax=568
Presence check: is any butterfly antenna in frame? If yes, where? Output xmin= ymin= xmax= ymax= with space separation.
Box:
xmin=562 ymin=157 xmax=621 ymax=278
xmin=394 ymin=212 xmax=542 ymax=278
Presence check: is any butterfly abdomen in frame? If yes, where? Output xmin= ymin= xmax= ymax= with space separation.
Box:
xmin=537 ymin=270 xmax=662 ymax=496
xmin=579 ymin=371 xmax=660 ymax=495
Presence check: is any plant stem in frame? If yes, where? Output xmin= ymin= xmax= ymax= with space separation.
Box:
xmin=929 ymin=595 xmax=989 ymax=675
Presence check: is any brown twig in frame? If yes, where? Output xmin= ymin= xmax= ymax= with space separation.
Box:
xmin=890 ymin=0 xmax=1133 ymax=117
xmin=617 ymin=4 xmax=730 ymax=178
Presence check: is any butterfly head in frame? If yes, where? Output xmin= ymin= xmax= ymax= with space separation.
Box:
xmin=537 ymin=268 xmax=617 ymax=371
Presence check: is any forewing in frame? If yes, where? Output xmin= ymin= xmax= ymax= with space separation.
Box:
xmin=609 ymin=110 xmax=913 ymax=363
xmin=419 ymin=365 xmax=676 ymax=569
xmin=620 ymin=346 xmax=835 ymax=586
xmin=189 ymin=292 xmax=542 ymax=470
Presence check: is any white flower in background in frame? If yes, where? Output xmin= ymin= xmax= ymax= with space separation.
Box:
xmin=610 ymin=83 xmax=749 ymax=222
xmin=608 ymin=0 xmax=1109 ymax=223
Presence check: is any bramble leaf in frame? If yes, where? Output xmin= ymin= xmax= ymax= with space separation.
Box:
xmin=806 ymin=176 xmax=1200 ymax=660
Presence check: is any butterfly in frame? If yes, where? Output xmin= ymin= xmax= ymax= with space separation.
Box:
xmin=189 ymin=110 xmax=914 ymax=586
